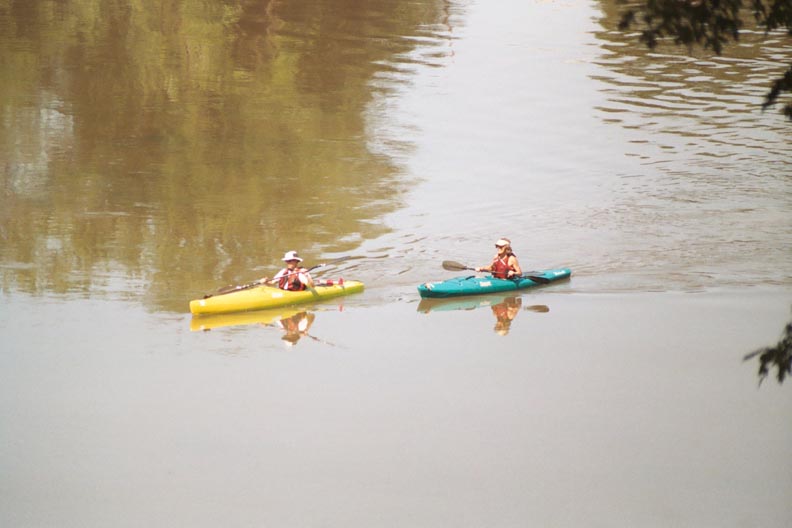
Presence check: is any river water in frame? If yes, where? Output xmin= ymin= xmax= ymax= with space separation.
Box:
xmin=1 ymin=1 xmax=791 ymax=527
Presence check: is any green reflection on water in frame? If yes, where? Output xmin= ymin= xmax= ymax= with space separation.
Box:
xmin=0 ymin=0 xmax=453 ymax=311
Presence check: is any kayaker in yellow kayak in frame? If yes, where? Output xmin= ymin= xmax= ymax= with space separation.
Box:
xmin=475 ymin=238 xmax=522 ymax=279
xmin=262 ymin=251 xmax=315 ymax=291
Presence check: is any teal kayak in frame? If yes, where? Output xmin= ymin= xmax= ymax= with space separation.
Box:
xmin=417 ymin=268 xmax=571 ymax=299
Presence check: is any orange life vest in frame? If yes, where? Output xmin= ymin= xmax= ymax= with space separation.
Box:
xmin=491 ymin=254 xmax=516 ymax=279
xmin=278 ymin=268 xmax=307 ymax=291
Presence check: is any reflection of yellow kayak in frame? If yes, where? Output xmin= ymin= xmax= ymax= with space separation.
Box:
xmin=189 ymin=280 xmax=364 ymax=315
xmin=190 ymin=306 xmax=307 ymax=331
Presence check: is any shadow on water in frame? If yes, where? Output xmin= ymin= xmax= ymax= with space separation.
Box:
xmin=418 ymin=294 xmax=550 ymax=336
xmin=744 ymin=310 xmax=792 ymax=386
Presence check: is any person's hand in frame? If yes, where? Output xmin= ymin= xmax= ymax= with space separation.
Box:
xmin=475 ymin=267 xmax=481 ymax=272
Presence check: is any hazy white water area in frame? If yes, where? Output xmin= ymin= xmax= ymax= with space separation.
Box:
xmin=1 ymin=1 xmax=791 ymax=527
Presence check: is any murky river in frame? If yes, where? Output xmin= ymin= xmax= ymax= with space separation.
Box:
xmin=2 ymin=1 xmax=791 ymax=526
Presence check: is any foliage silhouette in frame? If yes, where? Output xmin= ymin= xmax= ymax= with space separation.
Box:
xmin=743 ymin=315 xmax=792 ymax=385
xmin=618 ymin=0 xmax=792 ymax=119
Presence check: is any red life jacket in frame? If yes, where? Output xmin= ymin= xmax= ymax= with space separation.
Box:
xmin=491 ymin=254 xmax=516 ymax=279
xmin=278 ymin=268 xmax=307 ymax=291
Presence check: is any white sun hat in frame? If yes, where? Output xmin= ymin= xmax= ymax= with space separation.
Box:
xmin=282 ymin=250 xmax=303 ymax=262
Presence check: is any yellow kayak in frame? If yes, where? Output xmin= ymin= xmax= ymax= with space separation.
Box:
xmin=189 ymin=280 xmax=364 ymax=315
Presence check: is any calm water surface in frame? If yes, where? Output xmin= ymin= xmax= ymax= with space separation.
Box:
xmin=1 ymin=0 xmax=791 ymax=526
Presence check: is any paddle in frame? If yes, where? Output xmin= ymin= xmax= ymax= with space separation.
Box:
xmin=441 ymin=260 xmax=551 ymax=284
xmin=205 ymin=256 xmax=353 ymax=299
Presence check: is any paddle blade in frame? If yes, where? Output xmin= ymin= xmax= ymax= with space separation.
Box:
xmin=522 ymin=274 xmax=551 ymax=284
xmin=327 ymin=255 xmax=353 ymax=266
xmin=442 ymin=260 xmax=471 ymax=271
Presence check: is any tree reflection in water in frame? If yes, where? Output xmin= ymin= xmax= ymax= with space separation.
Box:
xmin=744 ymin=313 xmax=792 ymax=385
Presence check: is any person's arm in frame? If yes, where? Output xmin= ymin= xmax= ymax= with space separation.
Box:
xmin=264 ymin=269 xmax=286 ymax=285
xmin=508 ymin=256 xmax=522 ymax=277
xmin=298 ymin=269 xmax=315 ymax=288
xmin=476 ymin=256 xmax=497 ymax=273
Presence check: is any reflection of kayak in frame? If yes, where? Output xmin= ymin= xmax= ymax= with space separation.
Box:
xmin=190 ymin=280 xmax=364 ymax=315
xmin=417 ymin=268 xmax=571 ymax=299
xmin=419 ymin=295 xmax=549 ymax=336
xmin=417 ymin=293 xmax=514 ymax=313
xmin=190 ymin=306 xmax=306 ymax=331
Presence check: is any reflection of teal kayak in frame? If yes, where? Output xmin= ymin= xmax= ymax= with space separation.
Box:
xmin=417 ymin=293 xmax=514 ymax=313
xmin=417 ymin=268 xmax=571 ymax=299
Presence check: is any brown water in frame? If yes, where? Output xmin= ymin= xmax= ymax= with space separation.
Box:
xmin=1 ymin=1 xmax=791 ymax=526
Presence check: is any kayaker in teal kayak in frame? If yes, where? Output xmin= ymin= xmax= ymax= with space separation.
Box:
xmin=262 ymin=251 xmax=315 ymax=291
xmin=475 ymin=238 xmax=522 ymax=279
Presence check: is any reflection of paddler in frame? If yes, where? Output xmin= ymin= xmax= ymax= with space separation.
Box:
xmin=190 ymin=306 xmax=304 ymax=331
xmin=277 ymin=311 xmax=316 ymax=346
xmin=491 ymin=296 xmax=522 ymax=336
